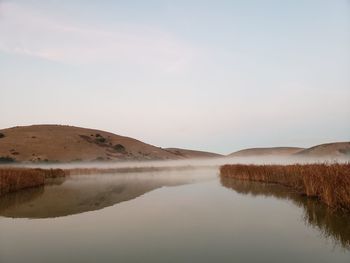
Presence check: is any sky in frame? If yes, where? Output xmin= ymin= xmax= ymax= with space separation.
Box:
xmin=0 ymin=0 xmax=349 ymax=154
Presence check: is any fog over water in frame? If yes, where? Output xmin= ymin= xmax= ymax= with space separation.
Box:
xmin=0 ymin=1 xmax=349 ymax=261
xmin=1 ymin=153 xmax=350 ymax=263
xmin=0 ymin=168 xmax=216 ymax=218
xmin=10 ymin=154 xmax=350 ymax=171
xmin=0 ymin=166 xmax=349 ymax=263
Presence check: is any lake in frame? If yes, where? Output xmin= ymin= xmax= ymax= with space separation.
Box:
xmin=0 ymin=167 xmax=349 ymax=263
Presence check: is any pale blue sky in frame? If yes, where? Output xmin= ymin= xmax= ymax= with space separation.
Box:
xmin=0 ymin=0 xmax=349 ymax=154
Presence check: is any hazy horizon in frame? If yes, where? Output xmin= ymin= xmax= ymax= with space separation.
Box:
xmin=1 ymin=0 xmax=349 ymax=154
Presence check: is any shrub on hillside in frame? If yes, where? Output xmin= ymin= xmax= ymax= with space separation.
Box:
xmin=113 ymin=144 xmax=126 ymax=153
xmin=0 ymin=133 xmax=5 ymax=138
xmin=0 ymin=156 xmax=15 ymax=163
xmin=96 ymin=137 xmax=106 ymax=143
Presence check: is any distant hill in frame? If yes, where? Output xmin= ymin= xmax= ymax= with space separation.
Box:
xmin=1 ymin=125 xmax=349 ymax=163
xmin=227 ymin=142 xmax=350 ymax=159
xmin=228 ymin=147 xmax=304 ymax=157
xmin=165 ymin=148 xmax=223 ymax=159
xmin=0 ymin=125 xmax=182 ymax=163
xmin=295 ymin=142 xmax=350 ymax=157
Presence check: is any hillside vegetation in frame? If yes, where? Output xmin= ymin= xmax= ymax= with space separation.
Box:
xmin=0 ymin=125 xmax=181 ymax=162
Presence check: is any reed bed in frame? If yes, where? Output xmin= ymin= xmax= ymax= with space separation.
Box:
xmin=66 ymin=165 xmax=202 ymax=175
xmin=66 ymin=167 xmax=164 ymax=175
xmin=0 ymin=168 xmax=65 ymax=196
xmin=220 ymin=163 xmax=350 ymax=211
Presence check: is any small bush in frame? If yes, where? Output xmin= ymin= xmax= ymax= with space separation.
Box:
xmin=0 ymin=156 xmax=15 ymax=163
xmin=0 ymin=133 xmax=5 ymax=139
xmin=96 ymin=137 xmax=106 ymax=143
xmin=113 ymin=144 xmax=126 ymax=153
xmin=339 ymin=149 xmax=350 ymax=155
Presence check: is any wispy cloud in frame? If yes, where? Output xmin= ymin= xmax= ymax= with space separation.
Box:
xmin=0 ymin=2 xmax=196 ymax=72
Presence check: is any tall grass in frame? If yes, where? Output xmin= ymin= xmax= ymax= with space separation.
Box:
xmin=66 ymin=165 xmax=202 ymax=175
xmin=220 ymin=163 xmax=350 ymax=211
xmin=0 ymin=168 xmax=65 ymax=196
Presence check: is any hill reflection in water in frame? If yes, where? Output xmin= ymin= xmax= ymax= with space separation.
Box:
xmin=0 ymin=168 xmax=215 ymax=219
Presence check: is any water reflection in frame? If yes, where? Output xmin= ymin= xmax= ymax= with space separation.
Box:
xmin=220 ymin=176 xmax=350 ymax=249
xmin=0 ymin=168 xmax=215 ymax=219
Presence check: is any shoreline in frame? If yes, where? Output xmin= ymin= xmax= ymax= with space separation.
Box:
xmin=220 ymin=163 xmax=350 ymax=211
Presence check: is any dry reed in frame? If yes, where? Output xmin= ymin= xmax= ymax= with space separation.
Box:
xmin=66 ymin=165 xmax=200 ymax=175
xmin=220 ymin=163 xmax=350 ymax=211
xmin=0 ymin=168 xmax=65 ymax=196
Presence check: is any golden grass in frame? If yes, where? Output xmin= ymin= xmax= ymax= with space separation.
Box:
xmin=65 ymin=165 xmax=202 ymax=175
xmin=0 ymin=168 xmax=65 ymax=196
xmin=220 ymin=163 xmax=350 ymax=211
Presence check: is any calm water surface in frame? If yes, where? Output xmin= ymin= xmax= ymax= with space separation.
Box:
xmin=0 ymin=167 xmax=349 ymax=263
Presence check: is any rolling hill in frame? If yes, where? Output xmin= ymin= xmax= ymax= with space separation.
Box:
xmin=228 ymin=147 xmax=304 ymax=157
xmin=165 ymin=148 xmax=223 ymax=159
xmin=0 ymin=125 xmax=182 ymax=163
xmin=295 ymin=142 xmax=350 ymax=157
xmin=1 ymin=125 xmax=349 ymax=163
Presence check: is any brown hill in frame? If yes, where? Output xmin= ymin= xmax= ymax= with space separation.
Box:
xmin=228 ymin=147 xmax=304 ymax=157
xmin=295 ymin=142 xmax=350 ymax=157
xmin=165 ymin=148 xmax=223 ymax=159
xmin=0 ymin=125 xmax=182 ymax=163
